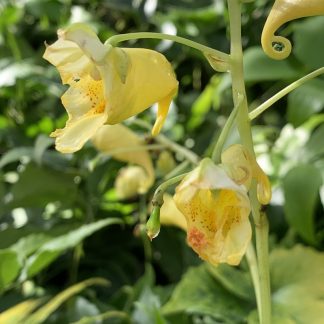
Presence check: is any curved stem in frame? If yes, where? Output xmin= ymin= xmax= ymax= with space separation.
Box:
xmin=211 ymin=95 xmax=241 ymax=163
xmin=106 ymin=32 xmax=229 ymax=63
xmin=249 ymin=67 xmax=324 ymax=120
xmin=152 ymin=173 xmax=188 ymax=207
xmin=227 ymin=1 xmax=271 ymax=323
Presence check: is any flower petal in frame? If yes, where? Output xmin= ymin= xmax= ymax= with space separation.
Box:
xmin=43 ymin=38 xmax=96 ymax=84
xmin=51 ymin=113 xmax=107 ymax=153
xmin=102 ymin=48 xmax=178 ymax=132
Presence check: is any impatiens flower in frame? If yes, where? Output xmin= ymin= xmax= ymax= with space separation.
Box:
xmin=221 ymin=144 xmax=272 ymax=205
xmin=92 ymin=124 xmax=154 ymax=194
xmin=261 ymin=0 xmax=324 ymax=59
xmin=43 ymin=23 xmax=178 ymax=153
xmin=173 ymin=158 xmax=251 ymax=266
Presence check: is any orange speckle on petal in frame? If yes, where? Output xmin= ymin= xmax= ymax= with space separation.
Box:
xmin=188 ymin=227 xmax=207 ymax=250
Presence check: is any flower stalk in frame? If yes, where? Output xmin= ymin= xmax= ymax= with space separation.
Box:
xmin=227 ymin=0 xmax=271 ymax=323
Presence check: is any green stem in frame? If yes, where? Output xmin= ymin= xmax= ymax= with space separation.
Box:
xmin=156 ymin=134 xmax=200 ymax=165
xmin=227 ymin=1 xmax=271 ymax=323
xmin=249 ymin=67 xmax=324 ymax=120
xmin=245 ymin=242 xmax=262 ymax=321
xmin=106 ymin=32 xmax=229 ymax=63
xmin=99 ymin=144 xmax=166 ymax=157
xmin=211 ymin=95 xmax=241 ymax=163
xmin=152 ymin=173 xmax=188 ymax=207
xmin=164 ymin=160 xmax=190 ymax=180
xmin=129 ymin=119 xmax=200 ymax=165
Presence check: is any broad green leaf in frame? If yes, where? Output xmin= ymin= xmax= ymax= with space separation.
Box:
xmin=293 ymin=16 xmax=324 ymax=70
xmin=206 ymin=263 xmax=254 ymax=301
xmin=304 ymin=124 xmax=324 ymax=161
xmin=7 ymin=163 xmax=77 ymax=209
xmin=282 ymin=164 xmax=322 ymax=244
xmin=162 ymin=265 xmax=251 ymax=322
xmin=287 ymin=79 xmax=324 ymax=127
xmin=133 ymin=286 xmax=167 ymax=324
xmin=0 ymin=147 xmax=33 ymax=168
xmin=70 ymin=310 xmax=130 ymax=324
xmin=25 ymin=278 xmax=109 ymax=324
xmin=188 ymin=75 xmax=222 ymax=130
xmin=33 ymin=135 xmax=54 ymax=165
xmin=0 ymin=249 xmax=21 ymax=291
xmin=26 ymin=218 xmax=123 ymax=277
xmin=0 ymin=299 xmax=43 ymax=324
xmin=243 ymin=47 xmax=300 ymax=82
xmin=270 ymin=246 xmax=324 ymax=323
xmin=0 ymin=59 xmax=44 ymax=87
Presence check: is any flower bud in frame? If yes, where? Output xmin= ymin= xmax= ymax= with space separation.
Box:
xmin=146 ymin=206 xmax=161 ymax=241
xmin=156 ymin=151 xmax=176 ymax=176
xmin=115 ymin=166 xmax=149 ymax=199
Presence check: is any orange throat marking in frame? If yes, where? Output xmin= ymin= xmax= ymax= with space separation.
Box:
xmin=188 ymin=227 xmax=207 ymax=251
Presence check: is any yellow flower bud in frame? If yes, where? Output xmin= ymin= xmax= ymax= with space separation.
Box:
xmin=115 ymin=166 xmax=149 ymax=199
xmin=173 ymin=158 xmax=251 ymax=266
xmin=92 ymin=124 xmax=154 ymax=191
xmin=43 ymin=23 xmax=178 ymax=153
xmin=261 ymin=0 xmax=324 ymax=59
xmin=156 ymin=151 xmax=176 ymax=176
xmin=221 ymin=144 xmax=272 ymax=205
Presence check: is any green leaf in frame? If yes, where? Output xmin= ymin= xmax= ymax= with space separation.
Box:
xmin=293 ymin=16 xmax=324 ymax=70
xmin=282 ymin=165 xmax=322 ymax=244
xmin=0 ymin=147 xmax=33 ymax=169
xmin=243 ymin=47 xmax=300 ymax=82
xmin=0 ymin=249 xmax=21 ymax=291
xmin=25 ymin=278 xmax=109 ymax=324
xmin=206 ymin=263 xmax=254 ymax=301
xmin=26 ymin=218 xmax=123 ymax=277
xmin=7 ymin=163 xmax=77 ymax=209
xmin=162 ymin=265 xmax=251 ymax=322
xmin=287 ymin=79 xmax=324 ymax=127
xmin=0 ymin=299 xmax=44 ymax=324
xmin=270 ymin=246 xmax=324 ymax=323
xmin=304 ymin=124 xmax=324 ymax=161
xmin=33 ymin=135 xmax=54 ymax=165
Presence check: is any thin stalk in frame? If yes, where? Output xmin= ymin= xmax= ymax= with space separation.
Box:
xmin=249 ymin=67 xmax=324 ymax=120
xmin=211 ymin=96 xmax=241 ymax=163
xmin=245 ymin=242 xmax=262 ymax=321
xmin=106 ymin=32 xmax=229 ymax=63
xmin=129 ymin=119 xmax=200 ymax=165
xmin=152 ymin=173 xmax=188 ymax=207
xmin=227 ymin=1 xmax=271 ymax=323
xmin=98 ymin=144 xmax=166 ymax=157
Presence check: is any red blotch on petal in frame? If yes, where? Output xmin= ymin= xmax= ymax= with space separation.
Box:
xmin=188 ymin=227 xmax=207 ymax=250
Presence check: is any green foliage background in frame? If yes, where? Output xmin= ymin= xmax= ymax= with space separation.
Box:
xmin=0 ymin=0 xmax=324 ymax=323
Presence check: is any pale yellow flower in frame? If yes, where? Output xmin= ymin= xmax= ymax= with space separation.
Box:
xmin=262 ymin=0 xmax=324 ymax=59
xmin=92 ymin=124 xmax=154 ymax=194
xmin=173 ymin=158 xmax=251 ymax=266
xmin=43 ymin=23 xmax=178 ymax=153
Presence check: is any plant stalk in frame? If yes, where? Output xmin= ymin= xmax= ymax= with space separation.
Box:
xmin=227 ymin=1 xmax=271 ymax=323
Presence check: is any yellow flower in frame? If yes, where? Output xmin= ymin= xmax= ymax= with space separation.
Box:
xmin=221 ymin=144 xmax=271 ymax=205
xmin=92 ymin=124 xmax=154 ymax=194
xmin=43 ymin=23 xmax=178 ymax=153
xmin=173 ymin=158 xmax=251 ymax=266
xmin=261 ymin=0 xmax=324 ymax=59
